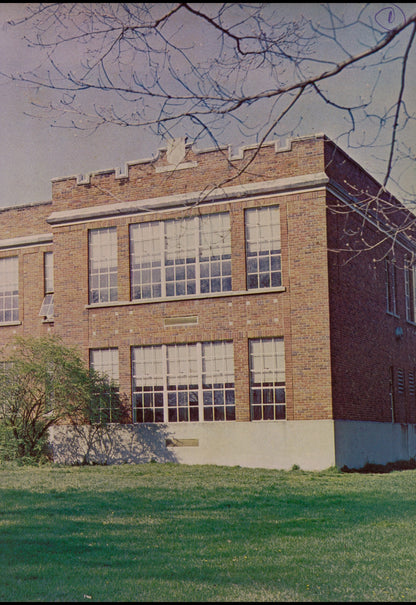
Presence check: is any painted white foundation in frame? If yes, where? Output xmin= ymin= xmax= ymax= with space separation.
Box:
xmin=49 ymin=420 xmax=416 ymax=470
xmin=49 ymin=420 xmax=336 ymax=470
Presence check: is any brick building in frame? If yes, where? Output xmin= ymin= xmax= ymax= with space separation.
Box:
xmin=1 ymin=133 xmax=416 ymax=469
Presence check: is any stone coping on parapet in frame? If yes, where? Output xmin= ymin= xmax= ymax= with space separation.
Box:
xmin=50 ymin=133 xmax=328 ymax=187
xmin=47 ymin=172 xmax=329 ymax=226
xmin=0 ymin=232 xmax=53 ymax=251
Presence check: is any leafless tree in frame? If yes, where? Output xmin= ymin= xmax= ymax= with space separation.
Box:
xmin=3 ymin=3 xmax=416 ymax=256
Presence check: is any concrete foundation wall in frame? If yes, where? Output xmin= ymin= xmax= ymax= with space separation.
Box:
xmin=49 ymin=420 xmax=337 ymax=471
xmin=334 ymin=420 xmax=416 ymax=469
xmin=49 ymin=420 xmax=416 ymax=471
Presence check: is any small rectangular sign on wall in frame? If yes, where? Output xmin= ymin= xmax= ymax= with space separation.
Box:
xmin=166 ymin=438 xmax=199 ymax=447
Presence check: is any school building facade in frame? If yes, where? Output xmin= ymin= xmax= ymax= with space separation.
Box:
xmin=1 ymin=133 xmax=416 ymax=469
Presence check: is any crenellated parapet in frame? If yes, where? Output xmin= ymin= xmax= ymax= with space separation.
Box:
xmin=50 ymin=133 xmax=328 ymax=207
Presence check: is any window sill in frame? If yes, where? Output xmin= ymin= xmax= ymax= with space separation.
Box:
xmin=250 ymin=418 xmax=287 ymax=422
xmin=131 ymin=418 xmax=287 ymax=425
xmin=0 ymin=321 xmax=21 ymax=327
xmin=86 ymin=286 xmax=286 ymax=309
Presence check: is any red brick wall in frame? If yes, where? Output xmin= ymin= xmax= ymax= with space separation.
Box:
xmin=47 ymin=185 xmax=334 ymax=422
xmin=327 ymin=189 xmax=416 ymax=423
xmin=0 ymin=202 xmax=52 ymax=239
xmin=51 ymin=136 xmax=327 ymax=208
xmin=1 ymin=134 xmax=415 ymax=425
xmin=284 ymin=189 xmax=333 ymax=420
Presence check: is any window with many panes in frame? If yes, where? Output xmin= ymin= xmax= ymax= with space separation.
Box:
xmin=385 ymin=257 xmax=397 ymax=315
xmin=39 ymin=251 xmax=54 ymax=320
xmin=89 ymin=227 xmax=118 ymax=304
xmin=165 ymin=219 xmax=198 ymax=297
xmin=130 ymin=221 xmax=162 ymax=300
xmin=199 ymin=214 xmax=232 ymax=294
xmin=89 ymin=348 xmax=120 ymax=422
xmin=249 ymin=338 xmax=286 ymax=420
xmin=132 ymin=345 xmax=165 ymax=422
xmin=245 ymin=205 xmax=281 ymax=290
xmin=0 ymin=256 xmax=18 ymax=323
xmin=202 ymin=341 xmax=235 ymax=421
xmin=132 ymin=341 xmax=235 ymax=423
xmin=130 ymin=212 xmax=231 ymax=300
xmin=166 ymin=343 xmax=199 ymax=421
xmin=405 ymin=261 xmax=416 ymax=323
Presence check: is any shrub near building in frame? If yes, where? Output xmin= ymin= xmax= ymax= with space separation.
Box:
xmin=0 ymin=335 xmax=122 ymax=463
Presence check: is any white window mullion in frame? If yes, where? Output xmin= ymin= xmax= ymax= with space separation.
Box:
xmin=131 ymin=348 xmax=135 ymax=422
xmin=405 ymin=265 xmax=410 ymax=320
xmin=0 ymin=256 xmax=19 ymax=323
xmin=412 ymin=267 xmax=416 ymax=321
xmin=194 ymin=217 xmax=201 ymax=295
xmin=196 ymin=342 xmax=204 ymax=422
xmin=160 ymin=222 xmax=166 ymax=298
xmin=162 ymin=345 xmax=168 ymax=422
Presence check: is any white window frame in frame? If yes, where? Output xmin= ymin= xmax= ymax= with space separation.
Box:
xmin=39 ymin=251 xmax=54 ymax=320
xmin=129 ymin=212 xmax=232 ymax=300
xmin=132 ymin=341 xmax=235 ymax=423
xmin=89 ymin=227 xmax=118 ymax=304
xmin=245 ymin=205 xmax=282 ymax=290
xmin=201 ymin=340 xmax=235 ymax=421
xmin=405 ymin=262 xmax=416 ymax=323
xmin=249 ymin=338 xmax=286 ymax=421
xmin=130 ymin=220 xmax=163 ymax=300
xmin=198 ymin=213 xmax=232 ymax=295
xmin=89 ymin=348 xmax=120 ymax=422
xmin=0 ymin=256 xmax=18 ymax=323
xmin=385 ymin=257 xmax=398 ymax=316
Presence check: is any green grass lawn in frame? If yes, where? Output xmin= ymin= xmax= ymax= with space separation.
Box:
xmin=1 ymin=462 xmax=416 ymax=602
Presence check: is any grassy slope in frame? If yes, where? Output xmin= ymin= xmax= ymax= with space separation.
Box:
xmin=1 ymin=462 xmax=416 ymax=602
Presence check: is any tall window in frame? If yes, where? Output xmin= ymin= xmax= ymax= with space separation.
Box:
xmin=249 ymin=338 xmax=286 ymax=420
xmin=385 ymin=257 xmax=397 ymax=315
xmin=130 ymin=221 xmax=162 ymax=300
xmin=167 ymin=344 xmax=199 ymax=421
xmin=39 ymin=251 xmax=54 ymax=320
xmin=199 ymin=213 xmax=232 ymax=294
xmin=405 ymin=262 xmax=416 ymax=323
xmin=131 ymin=346 xmax=165 ymax=423
xmin=245 ymin=205 xmax=281 ymax=290
xmin=89 ymin=227 xmax=118 ymax=304
xmin=89 ymin=348 xmax=120 ymax=422
xmin=0 ymin=256 xmax=18 ymax=323
xmin=130 ymin=212 xmax=231 ymax=300
xmin=202 ymin=341 xmax=235 ymax=421
xmin=165 ymin=219 xmax=198 ymax=297
xmin=132 ymin=341 xmax=235 ymax=423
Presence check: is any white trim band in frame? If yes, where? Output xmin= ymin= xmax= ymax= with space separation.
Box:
xmin=0 ymin=233 xmax=53 ymax=251
xmin=47 ymin=172 xmax=329 ymax=226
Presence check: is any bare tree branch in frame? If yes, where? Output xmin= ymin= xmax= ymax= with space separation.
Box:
xmin=2 ymin=3 xmax=416 ymax=260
